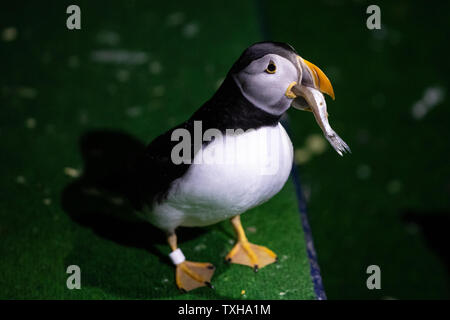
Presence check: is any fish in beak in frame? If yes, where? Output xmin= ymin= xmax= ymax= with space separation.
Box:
xmin=286 ymin=56 xmax=351 ymax=156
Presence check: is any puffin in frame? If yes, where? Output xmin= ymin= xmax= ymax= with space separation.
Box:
xmin=130 ymin=41 xmax=350 ymax=292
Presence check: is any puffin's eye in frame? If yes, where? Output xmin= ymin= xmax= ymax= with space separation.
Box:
xmin=265 ymin=61 xmax=276 ymax=74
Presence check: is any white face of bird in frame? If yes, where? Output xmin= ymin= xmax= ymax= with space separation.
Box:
xmin=232 ymin=53 xmax=299 ymax=116
xmin=233 ymin=52 xmax=350 ymax=156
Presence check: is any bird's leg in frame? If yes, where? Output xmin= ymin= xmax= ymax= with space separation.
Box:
xmin=167 ymin=232 xmax=215 ymax=292
xmin=225 ymin=215 xmax=277 ymax=272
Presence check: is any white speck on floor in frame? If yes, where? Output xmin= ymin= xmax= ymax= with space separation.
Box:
xmin=228 ymin=239 xmax=234 ymax=245
xmin=25 ymin=118 xmax=36 ymax=129
xmin=412 ymin=102 xmax=427 ymax=119
xmin=166 ymin=12 xmax=185 ymax=26
xmin=2 ymin=27 xmax=17 ymax=42
xmin=302 ymin=184 xmax=311 ymax=201
xmin=162 ymin=278 xmax=169 ymax=283
xmin=246 ymin=226 xmax=257 ymax=234
xmin=281 ymin=255 xmax=288 ymax=261
xmin=182 ymin=22 xmax=199 ymax=38
xmin=356 ymin=164 xmax=371 ymax=180
xmin=43 ymin=198 xmax=52 ymax=206
xmin=152 ymin=85 xmax=165 ymax=97
xmin=411 ymin=86 xmax=445 ymax=120
xmin=194 ymin=243 xmax=207 ymax=251
xmin=279 ymin=291 xmax=286 ymax=296
xmin=79 ymin=112 xmax=89 ymax=125
xmin=109 ymin=197 xmax=124 ymax=206
xmin=64 ymin=167 xmax=81 ymax=178
xmin=306 ymin=134 xmax=327 ymax=155
xmin=387 ymin=179 xmax=402 ymax=194
xmin=82 ymin=187 xmax=101 ymax=196
xmin=16 ymin=176 xmax=26 ymax=184
xmin=294 ymin=148 xmax=311 ymax=165
xmin=116 ymin=69 xmax=130 ymax=82
xmin=91 ymin=50 xmax=148 ymax=65
xmin=17 ymin=87 xmax=37 ymax=99
xmin=125 ymin=106 xmax=142 ymax=118
xmin=149 ymin=61 xmax=162 ymax=75
xmin=68 ymin=55 xmax=80 ymax=68
xmin=96 ymin=30 xmax=120 ymax=46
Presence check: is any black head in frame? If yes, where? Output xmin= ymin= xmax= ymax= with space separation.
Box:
xmin=230 ymin=42 xmax=299 ymax=74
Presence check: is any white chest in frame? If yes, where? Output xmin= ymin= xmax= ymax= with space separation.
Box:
xmin=151 ymin=123 xmax=293 ymax=230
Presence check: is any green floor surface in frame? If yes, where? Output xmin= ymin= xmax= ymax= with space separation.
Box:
xmin=267 ymin=0 xmax=450 ymax=299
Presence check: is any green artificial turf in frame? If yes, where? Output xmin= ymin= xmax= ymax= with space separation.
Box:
xmin=0 ymin=1 xmax=315 ymax=299
xmin=267 ymin=0 xmax=450 ymax=299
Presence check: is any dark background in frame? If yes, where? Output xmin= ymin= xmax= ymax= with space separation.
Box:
xmin=0 ymin=0 xmax=449 ymax=299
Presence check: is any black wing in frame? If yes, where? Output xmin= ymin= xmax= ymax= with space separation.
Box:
xmin=129 ymin=120 xmax=197 ymax=210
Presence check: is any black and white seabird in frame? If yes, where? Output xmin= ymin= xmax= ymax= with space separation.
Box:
xmin=130 ymin=41 xmax=350 ymax=292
